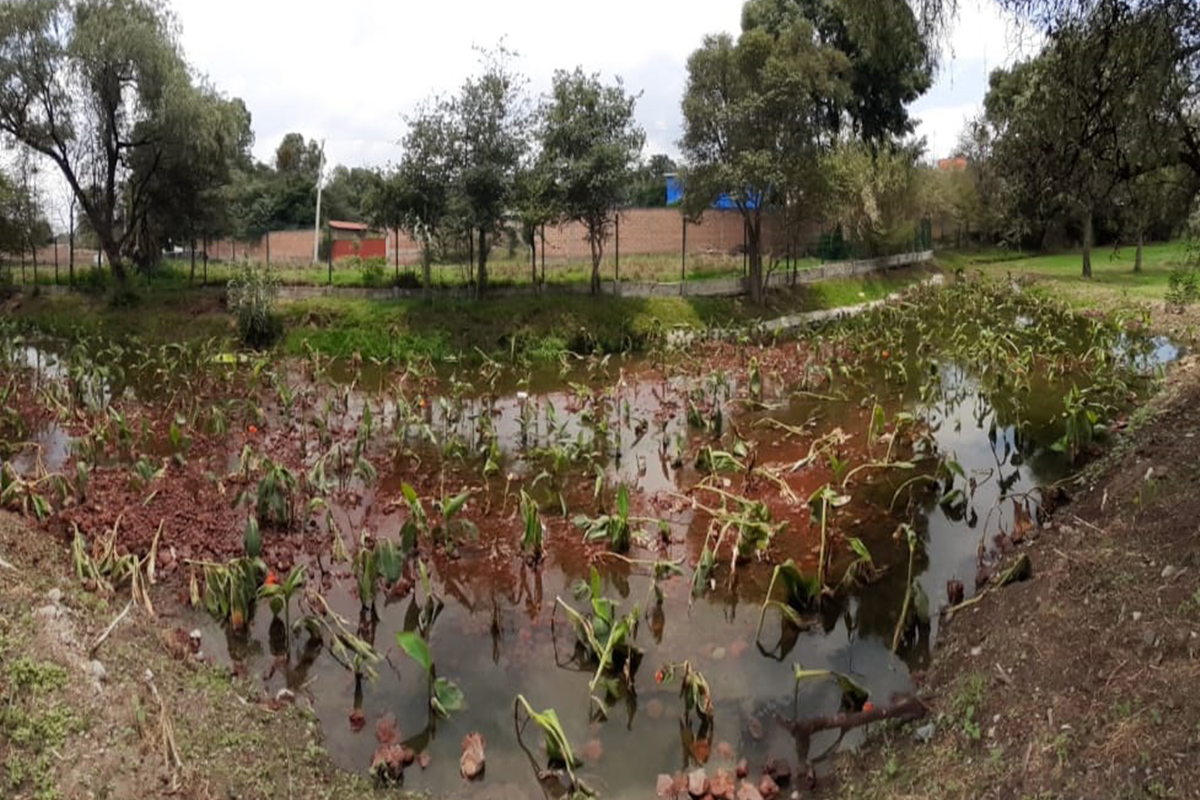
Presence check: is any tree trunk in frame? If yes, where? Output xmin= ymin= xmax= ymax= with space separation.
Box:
xmin=265 ymin=232 xmax=271 ymax=267
xmin=32 ymin=240 xmax=37 ymax=286
xmin=540 ymin=225 xmax=546 ymax=285
xmin=202 ymin=235 xmax=208 ymax=286
xmin=68 ymin=224 xmax=74 ymax=290
xmin=394 ymin=229 xmax=400 ymax=282
xmin=1081 ymin=209 xmax=1093 ymax=279
xmin=53 ymin=240 xmax=59 ymax=285
xmin=1134 ymin=230 xmax=1144 ymax=273
xmin=190 ymin=239 xmax=197 ymax=286
xmin=589 ymin=232 xmax=603 ymax=296
xmin=477 ymin=227 xmax=489 ymax=298
xmin=530 ymin=239 xmax=537 ymax=290
xmin=422 ymin=244 xmax=433 ymax=304
xmin=747 ymin=216 xmax=764 ymax=305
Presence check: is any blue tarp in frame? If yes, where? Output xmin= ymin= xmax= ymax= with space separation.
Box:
xmin=665 ymin=174 xmax=761 ymax=210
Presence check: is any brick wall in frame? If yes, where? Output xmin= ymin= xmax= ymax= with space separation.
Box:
xmin=199 ymin=208 xmax=812 ymax=267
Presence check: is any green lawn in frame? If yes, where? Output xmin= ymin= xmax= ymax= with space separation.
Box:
xmin=938 ymin=240 xmax=1195 ymax=307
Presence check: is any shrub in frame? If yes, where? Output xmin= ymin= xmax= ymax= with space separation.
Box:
xmin=359 ymin=257 xmax=387 ymax=288
xmin=1166 ymin=265 xmax=1200 ymax=312
xmin=227 ymin=263 xmax=282 ymax=347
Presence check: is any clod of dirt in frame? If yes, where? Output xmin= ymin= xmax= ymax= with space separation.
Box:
xmin=946 ymin=579 xmax=964 ymax=606
xmin=688 ymin=767 xmax=709 ymax=797
xmin=762 ymin=758 xmax=790 ymax=783
xmin=375 ymin=714 xmax=399 ymax=745
xmin=758 ymin=773 xmax=780 ymax=800
xmin=460 ymin=731 xmax=485 ymax=780
xmin=710 ymin=768 xmax=735 ymax=800
xmin=735 ymin=758 xmax=748 ymax=779
xmin=736 ymin=780 xmax=764 ymax=800
xmin=656 ymin=774 xmax=676 ymax=798
xmin=370 ymin=743 xmax=415 ymax=784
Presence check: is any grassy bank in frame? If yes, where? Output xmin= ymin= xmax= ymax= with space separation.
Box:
xmin=5 ymin=263 xmax=934 ymax=361
xmin=940 ymin=240 xmax=1195 ymax=307
xmin=4 ymin=249 xmax=823 ymax=291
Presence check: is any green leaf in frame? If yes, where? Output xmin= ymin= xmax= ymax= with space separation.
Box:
xmin=432 ymin=676 xmax=464 ymax=717
xmin=396 ymin=631 xmax=433 ymax=674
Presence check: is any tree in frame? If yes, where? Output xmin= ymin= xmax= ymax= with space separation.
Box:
xmin=0 ymin=0 xmax=226 ymax=287
xmin=449 ymin=46 xmax=529 ymax=296
xmin=680 ymin=16 xmax=849 ymax=303
xmin=133 ymin=92 xmax=253 ymax=277
xmin=322 ymin=165 xmax=382 ymax=224
xmin=388 ymin=98 xmax=457 ymax=300
xmin=540 ymin=68 xmax=644 ymax=294
xmin=743 ymin=0 xmax=933 ymax=143
xmin=512 ymin=159 xmax=559 ymax=286
xmin=626 ymin=154 xmax=677 ymax=207
xmin=824 ymin=140 xmax=924 ymax=257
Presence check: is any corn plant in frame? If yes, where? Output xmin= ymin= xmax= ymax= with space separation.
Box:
xmin=514 ymin=695 xmax=589 ymax=795
xmin=793 ymin=663 xmax=870 ymax=711
xmin=574 ymin=484 xmax=633 ymax=553
xmin=520 ymin=490 xmax=544 ymax=563
xmin=258 ymin=564 xmax=305 ymax=635
xmin=395 ymin=631 xmax=465 ymax=719
xmin=755 ymin=559 xmax=821 ymax=645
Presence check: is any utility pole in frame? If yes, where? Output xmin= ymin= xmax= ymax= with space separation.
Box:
xmin=312 ymin=138 xmax=326 ymax=265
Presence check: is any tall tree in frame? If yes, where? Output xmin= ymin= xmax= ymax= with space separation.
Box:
xmin=680 ymin=17 xmax=849 ymax=303
xmin=449 ymin=46 xmax=529 ymax=296
xmin=540 ymin=67 xmax=644 ymax=294
xmin=0 ymin=0 xmax=224 ymax=286
xmin=742 ymin=0 xmax=933 ymax=142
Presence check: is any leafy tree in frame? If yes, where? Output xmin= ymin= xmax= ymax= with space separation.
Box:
xmin=540 ymin=68 xmax=644 ymax=294
xmin=626 ymin=154 xmax=677 ymax=207
xmin=322 ymin=165 xmax=382 ymax=225
xmin=0 ymin=0 xmax=229 ymax=287
xmin=743 ymin=0 xmax=933 ymax=142
xmin=823 ymin=140 xmax=923 ymax=257
xmin=450 ymin=46 xmax=529 ymax=296
xmin=512 ymin=158 xmax=559 ymax=286
xmin=680 ymin=17 xmax=848 ymax=303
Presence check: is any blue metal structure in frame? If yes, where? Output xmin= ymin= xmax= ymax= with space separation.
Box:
xmin=665 ymin=174 xmax=762 ymax=210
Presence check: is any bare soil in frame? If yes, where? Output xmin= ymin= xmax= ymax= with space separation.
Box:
xmin=826 ymin=353 xmax=1200 ymax=799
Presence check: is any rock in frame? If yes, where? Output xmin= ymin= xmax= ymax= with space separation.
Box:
xmin=688 ymin=768 xmax=710 ymax=797
xmin=735 ymin=759 xmax=748 ymax=779
xmin=711 ymin=646 xmax=727 ymax=661
xmin=736 ymin=781 xmax=764 ymax=800
xmin=274 ymin=688 xmax=294 ymax=704
xmin=460 ymin=732 xmax=486 ymax=780
xmin=657 ymin=774 xmax=677 ymax=798
xmin=969 ymin=645 xmax=983 ymax=657
xmin=1132 ymin=611 xmax=1144 ymax=622
xmin=88 ymin=660 xmax=106 ymax=682
xmin=47 ymin=588 xmax=63 ymax=604
xmin=1161 ymin=565 xmax=1180 ymax=581
xmin=716 ymin=741 xmax=734 ymax=760
xmin=710 ymin=768 xmax=735 ymax=800
xmin=418 ymin=752 xmax=431 ymax=770
xmin=914 ymin=722 xmax=936 ymax=743
xmin=348 ymin=709 xmax=366 ymax=732
xmin=188 ymin=629 xmax=203 ymax=649
xmin=759 ymin=774 xmax=780 ymax=800
xmin=35 ymin=604 xmax=59 ymax=620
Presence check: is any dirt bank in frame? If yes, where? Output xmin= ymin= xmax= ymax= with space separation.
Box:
xmin=0 ymin=513 xmax=380 ymax=800
xmin=827 ymin=353 xmax=1200 ymax=799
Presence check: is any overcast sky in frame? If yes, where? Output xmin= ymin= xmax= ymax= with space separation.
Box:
xmin=171 ymin=0 xmax=1039 ymax=173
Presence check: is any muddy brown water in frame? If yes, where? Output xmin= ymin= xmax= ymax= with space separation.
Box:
xmin=9 ymin=329 xmax=1178 ymax=798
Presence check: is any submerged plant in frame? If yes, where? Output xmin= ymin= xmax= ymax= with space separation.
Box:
xmin=520 ymin=489 xmax=545 ymax=562
xmin=755 ymin=559 xmax=821 ymax=644
xmin=891 ymin=524 xmax=930 ymax=653
xmin=514 ymin=695 xmax=591 ymax=796
xmin=574 ymin=484 xmax=633 ymax=553
xmin=793 ymin=663 xmax=870 ymax=711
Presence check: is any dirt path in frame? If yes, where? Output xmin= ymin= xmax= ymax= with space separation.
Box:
xmin=827 ymin=354 xmax=1200 ymax=799
xmin=0 ymin=515 xmax=380 ymax=800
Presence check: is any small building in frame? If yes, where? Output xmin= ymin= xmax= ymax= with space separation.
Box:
xmin=329 ymin=220 xmax=386 ymax=261
xmin=937 ymin=156 xmax=968 ymax=172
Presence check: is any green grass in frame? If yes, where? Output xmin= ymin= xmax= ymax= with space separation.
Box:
xmin=3 ymin=250 xmax=826 ymax=291
xmin=939 ymin=240 xmax=1195 ymax=307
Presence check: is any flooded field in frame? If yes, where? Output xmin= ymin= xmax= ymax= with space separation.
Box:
xmin=0 ymin=279 xmax=1175 ymax=798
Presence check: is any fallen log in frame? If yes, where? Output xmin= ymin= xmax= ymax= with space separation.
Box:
xmin=777 ymin=694 xmax=929 ymax=740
